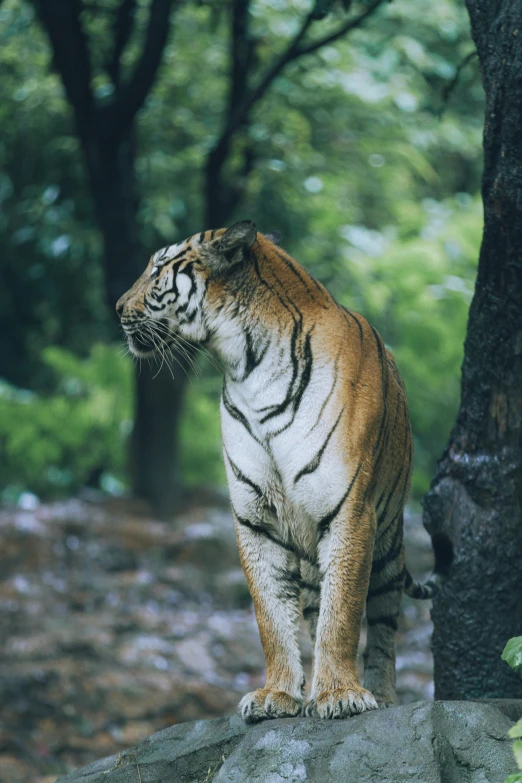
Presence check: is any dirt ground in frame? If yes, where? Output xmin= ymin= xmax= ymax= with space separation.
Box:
xmin=0 ymin=494 xmax=434 ymax=783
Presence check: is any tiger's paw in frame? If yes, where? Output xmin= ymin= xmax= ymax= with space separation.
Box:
xmin=305 ymin=686 xmax=378 ymax=719
xmin=238 ymin=688 xmax=303 ymax=724
xmin=377 ymin=700 xmax=397 ymax=709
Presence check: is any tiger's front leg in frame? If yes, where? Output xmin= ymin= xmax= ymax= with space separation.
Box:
xmin=233 ymin=513 xmax=305 ymax=723
xmin=306 ymin=491 xmax=378 ymax=719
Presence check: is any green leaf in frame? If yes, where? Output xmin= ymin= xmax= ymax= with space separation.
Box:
xmin=513 ymin=741 xmax=522 ymax=770
xmin=502 ymin=638 xmax=522 ymax=675
xmin=505 ymin=774 xmax=522 ymax=783
xmin=509 ymin=720 xmax=522 ymax=740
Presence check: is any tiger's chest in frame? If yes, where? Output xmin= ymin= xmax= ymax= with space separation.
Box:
xmin=224 ymin=435 xmax=319 ymax=557
xmin=220 ymin=365 xmax=348 ymax=557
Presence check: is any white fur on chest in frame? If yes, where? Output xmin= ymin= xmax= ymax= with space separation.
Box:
xmin=221 ymin=358 xmax=348 ymax=558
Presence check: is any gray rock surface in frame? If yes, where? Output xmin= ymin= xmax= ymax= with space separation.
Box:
xmin=56 ymin=700 xmax=522 ymax=783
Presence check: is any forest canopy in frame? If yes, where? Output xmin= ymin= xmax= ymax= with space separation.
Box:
xmin=0 ymin=0 xmax=484 ymax=504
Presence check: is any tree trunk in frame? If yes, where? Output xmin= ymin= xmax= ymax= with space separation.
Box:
xmin=423 ymin=0 xmax=522 ymax=699
xmin=131 ymin=364 xmax=188 ymax=516
xmin=91 ymin=137 xmax=190 ymax=516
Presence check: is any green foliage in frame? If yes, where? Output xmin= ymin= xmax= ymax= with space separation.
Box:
xmin=503 ymin=638 xmax=522 ymax=677
xmin=0 ymin=344 xmax=223 ymax=499
xmin=503 ymin=640 xmax=522 ymax=782
xmin=510 ymin=720 xmax=522 ymax=740
xmin=513 ymin=748 xmax=522 ymax=777
xmin=0 ymin=345 xmax=132 ymax=498
xmin=180 ymin=364 xmax=225 ymax=488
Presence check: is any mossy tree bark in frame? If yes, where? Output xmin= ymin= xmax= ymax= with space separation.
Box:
xmin=423 ymin=0 xmax=522 ymax=698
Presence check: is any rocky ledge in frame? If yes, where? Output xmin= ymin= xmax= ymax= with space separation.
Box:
xmin=56 ymin=699 xmax=522 ymax=783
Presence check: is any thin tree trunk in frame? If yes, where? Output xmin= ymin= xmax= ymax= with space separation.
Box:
xmin=91 ymin=138 xmax=189 ymax=516
xmin=423 ymin=0 xmax=522 ymax=699
xmin=131 ymin=364 xmax=188 ymax=515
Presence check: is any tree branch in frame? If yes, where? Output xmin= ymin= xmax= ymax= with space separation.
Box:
xmin=207 ymin=5 xmax=317 ymax=188
xmin=438 ymin=50 xmax=478 ymax=117
xmin=32 ymin=0 xmax=95 ymax=143
xmin=103 ymin=0 xmax=177 ymax=148
xmin=107 ymin=0 xmax=137 ymax=88
xmin=211 ymin=0 xmax=386 ymax=163
xmin=295 ymin=0 xmax=387 ymax=57
xmin=235 ymin=6 xmax=316 ymax=127
xmin=227 ymin=0 xmax=253 ymax=120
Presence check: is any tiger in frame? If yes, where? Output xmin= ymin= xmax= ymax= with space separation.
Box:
xmin=117 ymin=220 xmax=437 ymax=723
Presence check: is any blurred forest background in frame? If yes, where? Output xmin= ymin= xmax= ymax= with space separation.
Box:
xmin=0 ymin=0 xmax=484 ymax=511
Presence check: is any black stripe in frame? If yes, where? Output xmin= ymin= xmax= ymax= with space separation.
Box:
xmin=377 ymin=505 xmax=401 ymax=545
xmin=252 ymin=253 xmax=301 ymax=324
xmin=342 ymin=307 xmax=363 ymax=343
xmin=243 ymin=329 xmax=269 ymax=380
xmin=264 ymin=330 xmax=314 ymax=439
xmin=366 ymin=614 xmax=399 ymax=631
xmin=367 ymin=567 xmax=406 ymax=600
xmin=234 ymin=512 xmax=315 ymax=564
xmin=259 ymin=320 xmax=301 ymax=423
xmin=182 ymin=307 xmax=198 ymax=324
xmin=291 ymin=330 xmax=313 ymax=413
xmin=300 ymin=580 xmax=320 ymax=593
xmin=303 ymin=606 xmax=319 ymax=619
xmin=222 ymin=383 xmax=260 ymax=443
xmin=370 ymin=325 xmax=388 ymax=461
xmin=155 ymin=247 xmax=189 ymax=271
xmin=363 ymin=644 xmax=394 ymax=662
xmin=224 ymin=448 xmax=262 ymax=498
xmin=209 ymin=230 xmax=216 ymax=240
xmin=376 ymin=401 xmax=411 ymax=533
xmin=198 ymin=232 xmax=205 ymax=243
xmin=317 ymin=461 xmax=362 ymax=540
xmin=174 ymin=262 xmax=198 ymax=315
xmin=155 ymin=281 xmax=178 ymax=303
xmin=376 ymin=467 xmax=404 ymax=528
xmin=275 ymin=250 xmax=327 ymax=305
xmin=375 ymin=396 xmax=402 ymax=477
xmin=274 ymin=566 xmax=301 ymax=602
xmin=408 ymin=583 xmax=430 ymax=599
xmin=153 ymin=262 xmax=190 ymax=304
xmin=250 ymin=252 xmax=314 ymax=430
xmin=294 ymin=406 xmax=344 ymax=484
xmin=371 ymin=523 xmax=403 ymax=574
xmin=276 ymin=250 xmax=313 ymax=292
xmin=144 ymin=294 xmax=167 ymax=312
xmin=312 ymin=356 xmax=339 ymax=431
xmin=269 ymin=264 xmax=305 ymax=325
xmin=377 ymin=460 xmax=411 ymax=541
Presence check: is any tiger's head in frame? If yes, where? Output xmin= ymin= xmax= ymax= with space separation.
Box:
xmin=116 ymin=221 xmax=260 ymax=358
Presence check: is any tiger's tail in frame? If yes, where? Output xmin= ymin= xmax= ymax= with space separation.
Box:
xmin=404 ymin=570 xmax=439 ymax=599
xmin=403 ymin=532 xmax=453 ymax=601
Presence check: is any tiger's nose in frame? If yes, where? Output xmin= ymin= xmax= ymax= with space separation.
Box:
xmin=116 ymin=299 xmax=124 ymax=317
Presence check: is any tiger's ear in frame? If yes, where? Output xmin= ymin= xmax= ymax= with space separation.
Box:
xmin=207 ymin=221 xmax=257 ymax=272
xmin=219 ymin=221 xmax=257 ymax=264
xmin=264 ymin=231 xmax=281 ymax=246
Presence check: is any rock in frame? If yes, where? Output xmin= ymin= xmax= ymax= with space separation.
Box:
xmin=55 ymin=700 xmax=522 ymax=783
